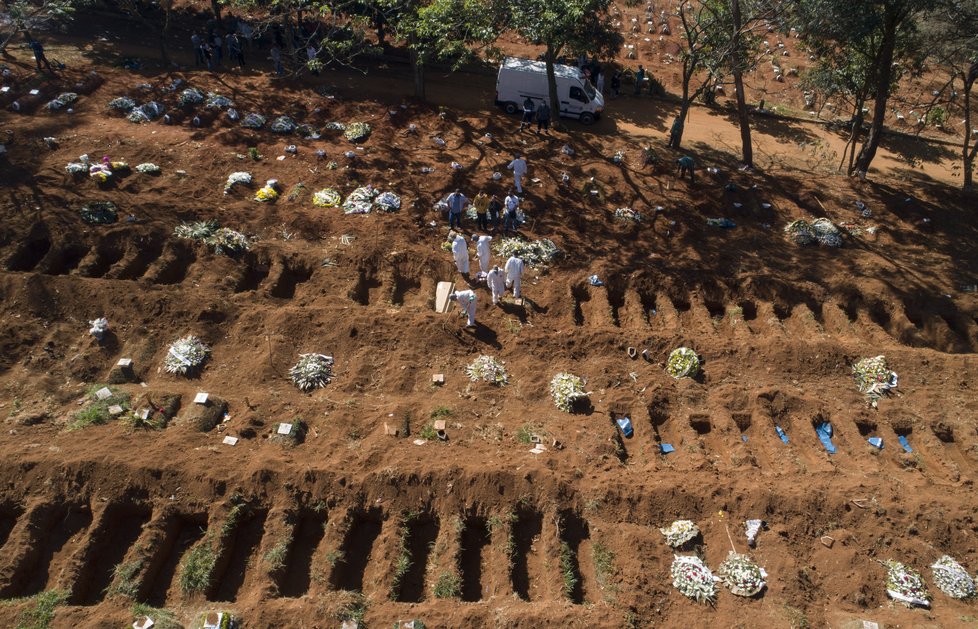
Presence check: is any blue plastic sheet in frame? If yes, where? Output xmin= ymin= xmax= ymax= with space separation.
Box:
xmin=815 ymin=422 xmax=837 ymax=454
xmin=868 ymin=436 xmax=883 ymax=449
xmin=775 ymin=425 xmax=789 ymax=444
xmin=616 ymin=416 xmax=634 ymax=438
xmin=898 ymin=435 xmax=913 ymax=453
xmin=660 ymin=443 xmax=675 ymax=454
xmin=741 ymin=434 xmax=748 ymax=443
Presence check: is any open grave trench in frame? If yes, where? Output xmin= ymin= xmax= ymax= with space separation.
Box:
xmin=1 ymin=460 xmax=977 ymax=620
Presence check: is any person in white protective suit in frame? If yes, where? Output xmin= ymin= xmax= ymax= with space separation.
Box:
xmin=504 ymin=255 xmax=525 ymax=299
xmin=448 ymin=290 xmax=477 ymax=327
xmin=451 ymin=234 xmax=470 ymax=275
xmin=473 ymin=233 xmax=493 ymax=274
xmin=486 ymin=265 xmax=506 ymax=305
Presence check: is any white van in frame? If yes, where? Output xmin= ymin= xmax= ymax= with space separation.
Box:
xmin=495 ymin=57 xmax=605 ymax=125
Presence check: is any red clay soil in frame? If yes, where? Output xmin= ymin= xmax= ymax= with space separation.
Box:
xmin=0 ymin=21 xmax=977 ymax=629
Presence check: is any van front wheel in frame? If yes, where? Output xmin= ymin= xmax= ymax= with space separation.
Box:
xmin=579 ymin=112 xmax=596 ymax=125
xmin=503 ymin=102 xmax=518 ymax=115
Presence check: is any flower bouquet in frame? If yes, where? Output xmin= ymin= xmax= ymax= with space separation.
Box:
xmin=374 ymin=191 xmax=401 ymax=212
xmin=493 ymin=237 xmax=560 ymax=266
xmin=254 ymin=180 xmax=279 ymax=203
xmin=163 ymin=335 xmax=210 ymax=376
xmin=343 ymin=186 xmax=378 ymax=214
xmin=666 ymin=347 xmax=700 ymax=379
xmin=931 ymin=555 xmax=975 ymax=600
xmin=205 ymin=92 xmax=233 ymax=108
xmin=47 ymin=92 xmax=77 ymax=110
xmin=177 ymin=87 xmax=204 ymax=107
xmin=289 ymin=353 xmax=334 ymax=391
xmin=224 ymin=171 xmax=252 ymax=194
xmin=717 ymin=552 xmax=766 ymax=597
xmin=208 ymin=228 xmax=249 ymax=255
xmin=89 ymin=161 xmax=112 ymax=184
xmin=812 ymin=218 xmax=843 ymax=247
xmin=80 ymin=201 xmax=118 ymax=225
xmin=660 ymin=520 xmax=700 ymax=548
xmin=174 ymin=220 xmax=218 ymax=241
xmin=884 ymin=560 xmax=930 ymax=607
xmin=108 ymin=96 xmax=136 ymax=113
xmin=240 ymin=112 xmax=266 ymax=129
xmin=135 ymin=163 xmax=161 ymax=175
xmin=465 ymin=355 xmax=508 ymax=386
xmin=614 ymin=207 xmax=642 ymax=223
xmin=127 ymin=101 xmax=163 ymax=123
xmin=784 ymin=220 xmax=815 ymax=245
xmin=344 ymin=121 xmax=371 ymax=143
xmin=550 ymin=372 xmax=588 ymax=412
xmin=324 ymin=121 xmax=346 ymax=131
xmin=270 ymin=115 xmax=297 ymax=133
xmin=296 ymin=123 xmax=320 ymax=139
xmin=671 ymin=555 xmax=717 ymax=603
xmin=312 ymin=188 xmax=341 ymax=208
xmin=852 ymin=355 xmax=897 ymax=407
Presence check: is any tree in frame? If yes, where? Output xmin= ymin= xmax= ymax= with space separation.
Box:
xmin=509 ymin=0 xmax=623 ymax=123
xmin=666 ymin=0 xmax=732 ymax=150
xmin=927 ymin=0 xmax=978 ymax=190
xmin=378 ymin=0 xmax=502 ymax=100
xmin=0 ymin=0 xmax=87 ymax=52
xmin=115 ymin=0 xmax=174 ymax=65
xmin=797 ymin=0 xmax=928 ymax=178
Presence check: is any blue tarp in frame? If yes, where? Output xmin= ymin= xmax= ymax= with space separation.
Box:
xmin=741 ymin=434 xmax=749 ymax=443
xmin=898 ymin=435 xmax=913 ymax=453
xmin=815 ymin=422 xmax=837 ymax=454
xmin=616 ymin=416 xmax=633 ymax=438
xmin=775 ymin=425 xmax=789 ymax=444
xmin=868 ymin=437 xmax=883 ymax=449
xmin=660 ymin=443 xmax=675 ymax=454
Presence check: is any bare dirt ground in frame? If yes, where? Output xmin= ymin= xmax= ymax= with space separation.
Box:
xmin=0 ymin=11 xmax=977 ymax=629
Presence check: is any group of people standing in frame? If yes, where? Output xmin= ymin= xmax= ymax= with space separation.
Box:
xmin=191 ymin=31 xmax=246 ymax=70
xmin=448 ymin=233 xmax=525 ymax=327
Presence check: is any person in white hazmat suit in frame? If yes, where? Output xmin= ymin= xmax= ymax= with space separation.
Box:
xmin=473 ymin=234 xmax=493 ymax=274
xmin=448 ymin=290 xmax=477 ymax=327
xmin=504 ymin=255 xmax=525 ymax=298
xmin=486 ymin=265 xmax=506 ymax=305
xmin=451 ymin=234 xmax=470 ymax=275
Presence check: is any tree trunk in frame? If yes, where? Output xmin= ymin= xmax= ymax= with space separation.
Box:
xmin=544 ymin=44 xmax=561 ymax=124
xmin=669 ymin=102 xmax=691 ymax=149
xmin=409 ymin=44 xmax=425 ymax=100
xmin=730 ymin=0 xmax=752 ymax=168
xmin=962 ymin=67 xmax=977 ymax=190
xmin=840 ymin=101 xmax=863 ymax=174
xmin=853 ymin=12 xmax=898 ymax=177
xmin=211 ymin=0 xmax=221 ymax=22
xmin=160 ymin=1 xmax=172 ymax=65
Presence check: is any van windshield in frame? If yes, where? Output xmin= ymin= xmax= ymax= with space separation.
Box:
xmin=583 ymin=81 xmax=596 ymax=101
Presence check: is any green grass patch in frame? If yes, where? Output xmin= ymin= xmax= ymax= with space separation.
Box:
xmin=132 ymin=603 xmax=180 ymax=629
xmin=389 ymin=516 xmax=415 ymax=600
xmin=336 ymin=591 xmax=367 ymax=624
xmin=2 ymin=590 xmax=68 ymax=629
xmin=433 ymin=571 xmax=461 ymax=599
xmin=69 ymin=385 xmax=130 ymax=430
xmin=264 ymin=535 xmax=291 ymax=572
xmin=108 ymin=555 xmax=144 ymax=598
xmin=559 ymin=540 xmax=578 ymax=600
xmin=429 ymin=406 xmax=453 ymax=420
xmin=418 ymin=422 xmax=438 ymax=441
xmin=179 ymin=536 xmax=216 ymax=595
xmin=592 ymin=541 xmax=619 ymax=599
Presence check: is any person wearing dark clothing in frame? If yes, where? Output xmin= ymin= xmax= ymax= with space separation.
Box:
xmin=191 ymin=33 xmax=205 ymax=66
xmin=201 ymin=41 xmax=213 ymax=70
xmin=676 ymin=156 xmax=695 ymax=183
xmin=211 ymin=34 xmax=223 ymax=66
xmin=28 ymin=39 xmax=54 ymax=72
xmin=487 ymin=195 xmax=502 ymax=231
xmin=228 ymin=34 xmax=245 ymax=67
xmin=535 ymin=101 xmax=551 ymax=134
xmin=634 ymin=65 xmax=645 ymax=95
xmin=519 ymin=96 xmax=534 ymax=132
xmin=610 ymin=71 xmax=621 ymax=98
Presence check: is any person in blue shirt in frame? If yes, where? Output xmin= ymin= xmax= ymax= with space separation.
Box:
xmin=676 ymin=155 xmax=695 ymax=183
